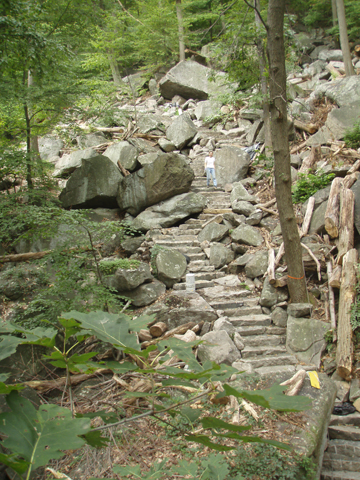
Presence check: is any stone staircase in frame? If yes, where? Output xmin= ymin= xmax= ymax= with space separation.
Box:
xmin=151 ymin=175 xmax=299 ymax=376
xmin=321 ymin=413 xmax=360 ymax=480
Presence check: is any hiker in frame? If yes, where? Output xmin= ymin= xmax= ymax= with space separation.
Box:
xmin=204 ymin=151 xmax=217 ymax=188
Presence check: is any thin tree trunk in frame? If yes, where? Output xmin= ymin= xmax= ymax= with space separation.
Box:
xmin=107 ymin=52 xmax=126 ymax=87
xmin=266 ymin=0 xmax=307 ymax=303
xmin=255 ymin=0 xmax=271 ymax=148
xmin=176 ymin=0 xmax=185 ymax=62
xmin=336 ymin=0 xmax=355 ymax=76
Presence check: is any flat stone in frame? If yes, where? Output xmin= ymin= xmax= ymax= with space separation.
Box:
xmin=287 ymin=303 xmax=312 ymax=318
xmin=328 ymin=426 xmax=360 ymax=442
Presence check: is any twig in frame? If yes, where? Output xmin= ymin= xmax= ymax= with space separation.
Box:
xmin=301 ymin=243 xmax=321 ymax=280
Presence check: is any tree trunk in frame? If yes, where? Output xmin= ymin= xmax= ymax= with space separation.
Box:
xmin=255 ymin=0 xmax=271 ymax=148
xmin=266 ymin=0 xmax=307 ymax=303
xmin=336 ymin=0 xmax=355 ymax=76
xmin=332 ymin=0 xmax=338 ymax=27
xmin=337 ymin=188 xmax=355 ymax=265
xmin=107 ymin=52 xmax=126 ymax=87
xmin=176 ymin=0 xmax=185 ymax=62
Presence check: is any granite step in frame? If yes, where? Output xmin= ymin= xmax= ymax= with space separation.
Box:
xmin=228 ymin=315 xmax=271 ymax=327
xmin=173 ymin=280 xmax=215 ymax=290
xmin=255 ymin=365 xmax=296 ymax=375
xmin=153 ymin=236 xmax=199 ymax=243
xmin=237 ymin=354 xmax=298 ymax=369
xmin=243 ymin=334 xmax=286 ymax=347
xmin=326 ymin=439 xmax=360 ymax=457
xmin=236 ymin=325 xmax=286 ymax=336
xmin=175 ymin=246 xmax=203 ymax=255
xmin=241 ymin=345 xmax=288 ymax=358
xmin=224 ymin=305 xmax=263 ymax=316
xmin=187 ymin=264 xmax=215 ymax=273
xmin=322 ymin=453 xmax=360 ymax=473
xmin=329 ymin=414 xmax=360 ymax=427
xmin=321 ymin=471 xmax=360 ymax=480
xmin=180 ymin=271 xmax=219 ymax=282
xmin=329 ymin=426 xmax=360 ymax=442
xmin=186 ymin=252 xmax=207 ymax=261
xmin=178 ymin=223 xmax=204 ymax=230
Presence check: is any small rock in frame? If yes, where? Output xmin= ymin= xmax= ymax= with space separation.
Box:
xmin=287 ymin=303 xmax=313 ymax=318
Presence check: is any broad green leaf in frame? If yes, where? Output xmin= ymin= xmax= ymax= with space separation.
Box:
xmin=222 ymin=383 xmax=312 ymax=412
xmin=82 ymin=430 xmax=109 ymax=448
xmin=113 ymin=459 xmax=167 ymax=479
xmin=158 ymin=338 xmax=202 ymax=372
xmin=180 ymin=406 xmax=202 ymax=423
xmin=185 ymin=435 xmax=234 ymax=451
xmin=76 ymin=410 xmax=118 ymax=424
xmin=161 ymin=378 xmax=197 ymax=388
xmin=201 ymin=417 xmax=251 ymax=433
xmin=200 ymin=453 xmax=230 ymax=480
xmin=172 ymin=459 xmax=198 ymax=477
xmin=0 ymin=373 xmax=9 ymax=382
xmin=0 ymin=452 xmax=29 ymax=475
xmin=102 ymin=360 xmax=138 ymax=373
xmin=129 ymin=314 xmax=155 ymax=332
xmin=58 ymin=317 xmax=83 ymax=340
xmin=0 ymin=391 xmax=91 ymax=471
xmin=0 ymin=382 xmax=24 ymax=394
xmin=61 ymin=311 xmax=140 ymax=352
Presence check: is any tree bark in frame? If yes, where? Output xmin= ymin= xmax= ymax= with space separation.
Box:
xmin=336 ymin=0 xmax=355 ymax=76
xmin=255 ymin=0 xmax=271 ymax=148
xmin=332 ymin=0 xmax=338 ymax=27
xmin=176 ymin=0 xmax=185 ymax=62
xmin=325 ymin=177 xmax=343 ymax=238
xmin=337 ymin=188 xmax=354 ymax=265
xmin=266 ymin=0 xmax=307 ymax=303
xmin=336 ymin=248 xmax=357 ymax=380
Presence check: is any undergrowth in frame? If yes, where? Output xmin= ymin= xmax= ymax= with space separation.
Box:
xmin=344 ymin=121 xmax=360 ymax=150
xmin=292 ymin=170 xmax=335 ymax=203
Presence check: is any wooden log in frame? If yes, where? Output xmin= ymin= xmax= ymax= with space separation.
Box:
xmin=347 ymin=159 xmax=360 ymax=175
xmin=293 ymin=119 xmax=318 ymax=135
xmin=117 ymin=160 xmax=130 ymax=177
xmin=290 ymin=140 xmax=308 ymax=155
xmin=274 ymin=243 xmax=285 ymax=269
xmin=299 ymin=145 xmax=322 ymax=174
xmin=329 ymin=264 xmax=342 ymax=289
xmin=138 ymin=329 xmax=152 ymax=342
xmin=267 ymin=249 xmax=276 ymax=284
xmin=325 ymin=177 xmax=343 ymax=238
xmin=327 ymin=261 xmax=337 ymax=341
xmin=149 ymin=322 xmax=168 ymax=338
xmin=280 ymin=369 xmax=306 ymax=396
xmin=141 ymin=322 xmax=196 ymax=348
xmin=336 ymin=248 xmax=358 ymax=380
xmin=343 ymin=172 xmax=359 ymax=190
xmin=301 ymin=196 xmax=315 ymax=237
xmin=0 ymin=244 xmax=103 ymax=264
xmin=337 ymin=188 xmax=355 ymax=265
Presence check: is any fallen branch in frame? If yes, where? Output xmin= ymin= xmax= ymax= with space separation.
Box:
xmin=0 ymin=244 xmax=103 ymax=264
xmin=117 ymin=160 xmax=130 ymax=177
xmin=141 ymin=322 xmax=196 ymax=348
xmin=267 ymin=248 xmax=276 ymax=284
xmin=301 ymin=196 xmax=315 ymax=237
xmin=301 ymin=243 xmax=321 ymax=280
xmin=293 ymin=119 xmax=318 ymax=135
xmin=327 ymin=261 xmax=337 ymax=341
xmin=280 ymin=369 xmax=306 ymax=396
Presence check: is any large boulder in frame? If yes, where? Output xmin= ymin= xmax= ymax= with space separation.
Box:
xmin=197 ymin=331 xmax=241 ymax=366
xmin=230 ymin=225 xmax=263 ymax=247
xmin=116 ymin=279 xmax=166 ymax=307
xmin=214 ymin=147 xmax=251 ymax=186
xmin=312 ymin=75 xmax=360 ymax=108
xmin=54 ymin=148 xmax=98 ymax=177
xmin=59 ymin=155 xmax=123 ymax=209
xmin=209 ymin=243 xmax=235 ymax=269
xmin=39 ymin=136 xmax=63 ymax=161
xmin=76 ymin=132 xmax=107 ymax=149
xmin=198 ymin=223 xmax=229 ymax=243
xmin=166 ymin=114 xmax=197 ymax=150
xmin=104 ymin=141 xmax=139 ymax=171
xmin=156 ymin=248 xmax=187 ymax=288
xmin=194 ymin=100 xmax=222 ymax=121
xmin=159 ymin=60 xmax=235 ymax=100
xmin=117 ymin=153 xmax=194 ymax=216
xmin=143 ymin=291 xmax=217 ymax=330
xmin=102 ymin=261 xmax=152 ymax=292
xmin=132 ymin=192 xmax=206 ymax=231
xmin=286 ymin=315 xmax=329 ymax=369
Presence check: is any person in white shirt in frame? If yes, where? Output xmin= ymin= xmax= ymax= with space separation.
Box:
xmin=204 ymin=151 xmax=217 ymax=188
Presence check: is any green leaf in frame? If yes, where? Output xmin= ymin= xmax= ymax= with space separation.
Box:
xmin=61 ymin=310 xmax=140 ymax=352
xmin=113 ymin=459 xmax=168 ymax=479
xmin=82 ymin=430 xmax=109 ymax=448
xmin=201 ymin=417 xmax=251 ymax=433
xmin=76 ymin=410 xmax=118 ymax=424
xmin=123 ymin=391 xmax=155 ymax=398
xmin=101 ymin=360 xmax=138 ymax=373
xmin=0 ymin=452 xmax=29 ymax=475
xmin=158 ymin=337 xmax=202 ymax=372
xmin=185 ymin=435 xmax=234 ymax=451
xmin=172 ymin=459 xmax=198 ymax=477
xmin=0 ymin=382 xmax=24 ymax=394
xmin=58 ymin=317 xmax=83 ymax=340
xmin=161 ymin=378 xmax=197 ymax=388
xmin=180 ymin=406 xmax=202 ymax=423
xmin=0 ymin=391 xmax=91 ymax=472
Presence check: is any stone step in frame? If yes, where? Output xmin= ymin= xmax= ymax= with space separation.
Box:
xmin=181 ymin=271 xmax=218 ymax=282
xmin=237 ymin=354 xmax=298 ymax=369
xmin=209 ymin=300 xmax=251 ymax=310
xmin=203 ymin=208 xmax=233 ymax=214
xmin=188 ymin=260 xmax=211 ymax=269
xmin=321 ymin=471 xmax=360 ymax=480
xmin=173 ymin=229 xmax=201 ymax=236
xmin=185 ymin=218 xmax=206 ymax=225
xmin=330 ymin=414 xmax=360 ymax=427
xmin=236 ymin=325 xmax=286 ymax=336
xmin=186 ymin=252 xmax=207 ymax=261
xmin=154 ymin=239 xmax=200 ymax=247
xmin=255 ymin=365 xmax=296 ymax=375
xmin=179 ymin=223 xmax=203 ymax=230
xmin=241 ymin=345 xmax=288 ymax=358
xmin=225 ymin=305 xmax=263 ymax=316
xmin=326 ymin=439 xmax=360 ymax=457
xmin=243 ymin=334 xmax=285 ymax=347
xmin=153 ymin=235 xmax=198 ymax=243
xmin=323 ymin=453 xmax=360 ymax=473
xmin=187 ymin=264 xmax=215 ymax=273
xmin=329 ymin=426 xmax=360 ymax=442
xmin=173 ymin=280 xmax=215 ymax=290
xmin=229 ymin=315 xmax=271 ymax=327
xmin=176 ymin=247 xmax=203 ymax=254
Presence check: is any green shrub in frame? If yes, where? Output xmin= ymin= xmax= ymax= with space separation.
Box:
xmin=344 ymin=121 xmax=360 ymax=150
xmin=292 ymin=170 xmax=335 ymax=203
xmin=99 ymin=258 xmax=140 ymax=275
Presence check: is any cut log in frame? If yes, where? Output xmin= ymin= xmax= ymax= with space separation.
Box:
xmin=336 ymin=249 xmax=358 ymax=380
xmin=347 ymin=159 xmax=360 ymax=175
xmin=299 ymin=145 xmax=322 ymax=174
xmin=149 ymin=322 xmax=168 ymax=338
xmin=325 ymin=177 xmax=343 ymax=238
xmin=138 ymin=329 xmax=152 ymax=342
xmin=327 ymin=261 xmax=337 ymax=341
xmin=343 ymin=172 xmax=359 ymax=190
xmin=293 ymin=119 xmax=318 ymax=135
xmin=337 ymin=188 xmax=355 ymax=265
xmin=329 ymin=264 xmax=342 ymax=289
xmin=301 ymin=196 xmax=315 ymax=237
xmin=267 ymin=249 xmax=276 ymax=284
xmin=141 ymin=322 xmax=196 ymax=348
